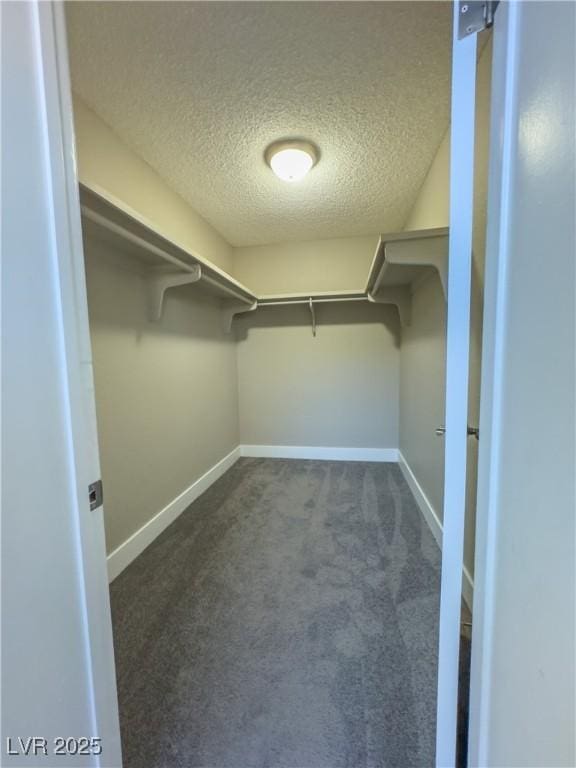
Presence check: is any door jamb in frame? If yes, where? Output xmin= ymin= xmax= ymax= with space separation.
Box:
xmin=435 ymin=4 xmax=477 ymax=764
xmin=467 ymin=2 xmax=519 ymax=764
xmin=37 ymin=3 xmax=122 ymax=762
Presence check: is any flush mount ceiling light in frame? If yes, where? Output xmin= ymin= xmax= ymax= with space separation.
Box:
xmin=264 ymin=139 xmax=319 ymax=182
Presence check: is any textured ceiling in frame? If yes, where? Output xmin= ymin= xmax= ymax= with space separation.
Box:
xmin=66 ymin=2 xmax=452 ymax=247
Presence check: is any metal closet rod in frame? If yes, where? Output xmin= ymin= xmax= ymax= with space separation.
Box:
xmin=258 ymin=296 xmax=368 ymax=307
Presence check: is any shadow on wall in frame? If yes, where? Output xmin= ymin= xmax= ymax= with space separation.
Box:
xmin=235 ymin=302 xmax=402 ymax=347
xmin=85 ymin=236 xmax=403 ymax=346
xmin=84 ymin=236 xmax=238 ymax=343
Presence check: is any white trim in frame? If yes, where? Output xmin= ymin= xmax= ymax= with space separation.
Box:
xmin=436 ymin=9 xmax=478 ymax=764
xmin=398 ymin=452 xmax=474 ymax=611
xmin=398 ymin=452 xmax=443 ymax=548
xmin=240 ymin=444 xmax=398 ymax=462
xmin=33 ymin=3 xmax=122 ymax=761
xmin=469 ymin=3 xmax=518 ymax=763
xmin=107 ymin=447 xmax=241 ymax=581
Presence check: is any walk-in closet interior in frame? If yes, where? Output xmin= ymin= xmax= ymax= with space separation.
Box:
xmin=65 ymin=2 xmax=492 ymax=765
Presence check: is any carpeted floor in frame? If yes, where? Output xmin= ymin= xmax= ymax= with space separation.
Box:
xmin=110 ymin=458 xmax=443 ymax=768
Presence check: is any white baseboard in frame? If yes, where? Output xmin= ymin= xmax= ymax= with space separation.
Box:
xmin=240 ymin=444 xmax=398 ymax=462
xmin=106 ymin=446 xmax=241 ymax=582
xmin=398 ymin=450 xmax=474 ymax=611
xmin=397 ymin=451 xmax=443 ymax=549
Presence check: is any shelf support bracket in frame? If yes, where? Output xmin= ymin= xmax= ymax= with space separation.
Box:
xmin=368 ymin=286 xmax=412 ymax=327
xmin=309 ymin=297 xmax=316 ymax=337
xmin=385 ymin=237 xmax=449 ymax=300
xmin=147 ymin=265 xmax=202 ymax=321
xmin=221 ymin=300 xmax=258 ymax=334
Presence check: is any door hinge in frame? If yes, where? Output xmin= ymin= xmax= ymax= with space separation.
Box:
xmin=458 ymin=1 xmax=499 ymax=39
xmin=89 ymin=479 xmax=103 ymax=510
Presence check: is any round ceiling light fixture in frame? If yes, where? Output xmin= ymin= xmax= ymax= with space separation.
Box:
xmin=265 ymin=139 xmax=319 ymax=182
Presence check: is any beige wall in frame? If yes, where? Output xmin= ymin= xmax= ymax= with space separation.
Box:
xmin=84 ymin=239 xmax=240 ymax=554
xmin=233 ymin=236 xmax=377 ymax=294
xmin=405 ymin=133 xmax=450 ymax=231
xmin=401 ymin=35 xmax=493 ymax=580
xmin=398 ymin=275 xmax=447 ymax=515
xmin=74 ymin=96 xmax=242 ymax=555
xmin=233 ymin=237 xmax=399 ymax=449
xmin=73 ymin=97 xmax=233 ymax=273
xmin=236 ymin=302 xmax=400 ymax=449
xmin=75 ymin=101 xmax=393 ymax=554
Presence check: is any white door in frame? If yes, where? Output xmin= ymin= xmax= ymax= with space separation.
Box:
xmin=436 ymin=3 xmax=485 ymax=765
xmin=468 ymin=1 xmax=575 ymax=765
xmin=437 ymin=1 xmax=576 ymax=764
xmin=1 ymin=2 xmax=121 ymax=765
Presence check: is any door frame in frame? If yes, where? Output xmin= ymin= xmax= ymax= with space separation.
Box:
xmin=3 ymin=2 xmax=122 ymax=762
xmin=468 ymin=1 xmax=521 ymax=763
xmin=438 ymin=2 xmax=527 ymax=764
xmin=469 ymin=1 xmax=576 ymax=761
xmin=436 ymin=4 xmax=478 ymax=765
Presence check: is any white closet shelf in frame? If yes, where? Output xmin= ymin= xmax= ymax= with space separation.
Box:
xmin=79 ymin=184 xmax=257 ymax=323
xmin=80 ymin=184 xmax=449 ymax=333
xmin=365 ymin=228 xmax=449 ymax=326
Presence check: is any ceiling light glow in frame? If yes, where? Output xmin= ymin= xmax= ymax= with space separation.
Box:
xmin=265 ymin=140 xmax=319 ymax=182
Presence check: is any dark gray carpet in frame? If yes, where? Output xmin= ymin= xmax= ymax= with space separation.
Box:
xmin=110 ymin=458 xmax=442 ymax=768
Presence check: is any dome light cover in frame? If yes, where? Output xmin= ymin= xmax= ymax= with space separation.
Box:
xmin=265 ymin=139 xmax=319 ymax=182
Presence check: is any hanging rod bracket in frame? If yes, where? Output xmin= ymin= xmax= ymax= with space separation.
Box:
xmin=383 ymin=236 xmax=449 ymax=300
xmin=309 ymin=297 xmax=316 ymax=337
xmin=147 ymin=265 xmax=202 ymax=321
xmin=368 ymin=286 xmax=412 ymax=327
xmin=222 ymin=300 xmax=258 ymax=334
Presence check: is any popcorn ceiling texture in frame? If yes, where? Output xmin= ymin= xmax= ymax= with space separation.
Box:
xmin=66 ymin=2 xmax=452 ymax=247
